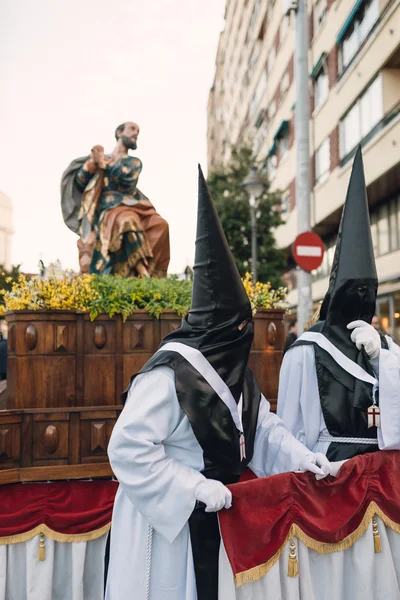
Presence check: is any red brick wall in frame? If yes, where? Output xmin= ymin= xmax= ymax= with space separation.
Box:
xmin=288 ymin=117 xmax=295 ymax=148
xmin=327 ymin=46 xmax=338 ymax=89
xmin=274 ymin=28 xmax=280 ymax=52
xmin=309 ymin=8 xmax=314 ymax=44
xmin=330 ymin=126 xmax=340 ymax=170
xmin=310 ymin=152 xmax=316 ymax=189
xmin=289 ymin=179 xmax=296 ymax=210
xmin=288 ymin=55 xmax=294 ymax=85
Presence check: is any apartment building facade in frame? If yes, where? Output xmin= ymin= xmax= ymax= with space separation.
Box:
xmin=208 ymin=0 xmax=400 ymax=340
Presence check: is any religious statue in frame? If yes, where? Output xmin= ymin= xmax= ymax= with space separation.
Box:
xmin=61 ymin=122 xmax=170 ymax=277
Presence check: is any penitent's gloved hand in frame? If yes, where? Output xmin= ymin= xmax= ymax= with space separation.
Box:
xmin=196 ymin=479 xmax=232 ymax=512
xmin=347 ymin=320 xmax=381 ymax=359
xmin=300 ymin=452 xmax=332 ymax=480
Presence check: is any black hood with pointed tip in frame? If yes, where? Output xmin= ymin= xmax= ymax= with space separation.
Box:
xmin=123 ymin=165 xmax=261 ymax=476
xmin=293 ymin=147 xmax=380 ymax=461
xmin=160 ymin=165 xmax=254 ymax=401
xmin=319 ymin=146 xmax=377 ymax=331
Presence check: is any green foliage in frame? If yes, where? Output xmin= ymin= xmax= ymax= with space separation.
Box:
xmin=207 ymin=147 xmax=285 ymax=287
xmin=88 ymin=275 xmax=193 ymax=321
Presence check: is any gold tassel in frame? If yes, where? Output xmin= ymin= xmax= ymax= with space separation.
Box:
xmin=39 ymin=532 xmax=45 ymax=561
xmin=372 ymin=517 xmax=381 ymax=553
xmin=288 ymin=537 xmax=299 ymax=577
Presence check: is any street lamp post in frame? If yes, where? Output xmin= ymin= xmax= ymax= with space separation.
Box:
xmin=241 ymin=165 xmax=268 ymax=282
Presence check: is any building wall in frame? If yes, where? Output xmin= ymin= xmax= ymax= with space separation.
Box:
xmin=0 ymin=192 xmax=13 ymax=270
xmin=208 ymin=0 xmax=400 ymax=338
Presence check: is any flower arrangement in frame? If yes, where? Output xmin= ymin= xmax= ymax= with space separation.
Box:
xmin=241 ymin=272 xmax=288 ymax=314
xmin=0 ymin=271 xmax=287 ymax=321
xmin=0 ymin=274 xmax=192 ymax=321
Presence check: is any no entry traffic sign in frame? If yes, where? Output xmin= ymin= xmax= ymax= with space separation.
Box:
xmin=293 ymin=232 xmax=325 ymax=272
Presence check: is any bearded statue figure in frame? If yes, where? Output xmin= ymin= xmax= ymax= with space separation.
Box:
xmin=61 ymin=122 xmax=170 ymax=277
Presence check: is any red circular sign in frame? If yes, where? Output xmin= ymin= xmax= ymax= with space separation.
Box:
xmin=292 ymin=232 xmax=325 ymax=272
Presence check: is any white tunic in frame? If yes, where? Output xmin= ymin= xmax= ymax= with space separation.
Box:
xmin=277 ymin=335 xmax=400 ymax=454
xmin=105 ymin=366 xmax=311 ymax=600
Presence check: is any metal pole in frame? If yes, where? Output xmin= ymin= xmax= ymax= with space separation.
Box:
xmin=250 ymin=196 xmax=258 ymax=282
xmin=295 ymin=0 xmax=312 ymax=334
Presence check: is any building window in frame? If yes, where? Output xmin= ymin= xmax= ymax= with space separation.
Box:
xmin=389 ymin=196 xmax=398 ymax=252
xmin=267 ymin=154 xmax=278 ymax=180
xmin=339 ymin=75 xmax=383 ymax=158
xmin=370 ymin=196 xmax=400 ymax=257
xmin=250 ymin=0 xmax=262 ymax=33
xmin=371 ymin=213 xmax=379 ymax=255
xmin=280 ymin=71 xmax=290 ymax=97
xmin=377 ymin=204 xmax=390 ymax=255
xmin=314 ymin=0 xmax=327 ymax=32
xmin=314 ymin=67 xmax=328 ymax=110
xmin=278 ymin=130 xmax=289 ymax=159
xmin=338 ymin=0 xmax=380 ymax=75
xmin=249 ymin=72 xmax=267 ymax=120
xmin=314 ymin=236 xmax=335 ymax=280
xmin=315 ymin=138 xmax=330 ymax=185
xmin=267 ymin=46 xmax=276 ymax=73
xmin=281 ymin=192 xmax=290 ymax=222
xmin=269 ymin=100 xmax=277 ymax=119
xmin=253 ymin=121 xmax=268 ymax=155
xmin=249 ymin=41 xmax=261 ymax=79
xmin=280 ymin=16 xmax=289 ymax=43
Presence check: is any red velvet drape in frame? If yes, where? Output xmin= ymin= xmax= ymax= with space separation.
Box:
xmin=219 ymin=452 xmax=400 ymax=580
xmin=0 ymin=480 xmax=118 ymax=537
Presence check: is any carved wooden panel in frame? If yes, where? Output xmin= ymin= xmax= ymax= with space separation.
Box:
xmin=94 ymin=325 xmax=107 ymax=350
xmin=83 ymin=356 xmax=116 ymax=406
xmin=248 ymin=350 xmax=282 ymax=405
xmin=46 ymin=322 xmax=76 ymax=354
xmin=90 ymin=422 xmax=107 ymax=453
xmin=0 ymin=420 xmax=21 ymax=466
xmin=160 ymin=320 xmax=181 ymax=340
xmin=33 ymin=418 xmax=68 ymax=461
xmin=43 ymin=425 xmax=60 ymax=454
xmin=54 ymin=325 xmax=68 ymax=352
xmin=252 ymin=311 xmax=285 ymax=351
xmin=122 ymin=354 xmax=153 ymax=390
xmin=8 ymin=325 xmax=16 ymax=353
xmin=84 ymin=321 xmax=115 ymax=354
xmin=122 ymin=320 xmax=154 ymax=353
xmin=267 ymin=322 xmax=277 ymax=346
xmin=0 ymin=428 xmax=11 ymax=459
xmin=25 ymin=325 xmax=38 ymax=351
xmin=80 ymin=412 xmax=117 ymax=463
xmin=12 ymin=356 xmax=77 ymax=410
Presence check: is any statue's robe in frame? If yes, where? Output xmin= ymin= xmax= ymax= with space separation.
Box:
xmin=61 ymin=156 xmax=170 ymax=276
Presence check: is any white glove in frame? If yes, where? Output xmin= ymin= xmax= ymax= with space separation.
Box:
xmin=300 ymin=452 xmax=332 ymax=480
xmin=196 ymin=479 xmax=232 ymax=512
xmin=347 ymin=320 xmax=381 ymax=359
xmin=329 ymin=460 xmax=348 ymax=478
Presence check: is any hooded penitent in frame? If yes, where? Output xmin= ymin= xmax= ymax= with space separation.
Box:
xmin=292 ymin=146 xmax=380 ymax=460
xmin=120 ymin=166 xmax=262 ymax=600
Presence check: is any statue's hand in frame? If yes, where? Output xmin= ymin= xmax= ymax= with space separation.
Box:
xmin=90 ymin=145 xmax=107 ymax=169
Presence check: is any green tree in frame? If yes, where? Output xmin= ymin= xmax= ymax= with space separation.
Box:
xmin=207 ymin=147 xmax=285 ymax=287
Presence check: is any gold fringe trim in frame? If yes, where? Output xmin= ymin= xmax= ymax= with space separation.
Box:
xmin=234 ymin=501 xmax=400 ymax=587
xmin=39 ymin=533 xmax=45 ymax=561
xmin=287 ymin=537 xmax=299 ymax=577
xmin=372 ymin=517 xmax=382 ymax=553
xmin=0 ymin=522 xmax=111 ymax=547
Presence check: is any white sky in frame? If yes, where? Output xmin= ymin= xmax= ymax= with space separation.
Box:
xmin=0 ymin=0 xmax=225 ymax=274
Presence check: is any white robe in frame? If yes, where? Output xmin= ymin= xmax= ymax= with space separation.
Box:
xmin=277 ymin=335 xmax=400 ymax=454
xmin=105 ymin=366 xmax=312 ymax=600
